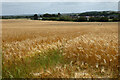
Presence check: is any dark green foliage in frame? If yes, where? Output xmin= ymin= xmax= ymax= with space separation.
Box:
xmin=2 ymin=16 xmax=32 ymax=19
xmin=89 ymin=17 xmax=108 ymax=22
xmin=42 ymin=17 xmax=59 ymax=21
xmin=58 ymin=13 xmax=61 ymax=17
xmin=42 ymin=16 xmax=73 ymax=21
xmin=99 ymin=17 xmax=109 ymax=22
xmin=33 ymin=14 xmax=38 ymax=20
xmin=58 ymin=16 xmax=73 ymax=21
xmin=89 ymin=17 xmax=99 ymax=22
xmin=1 ymin=11 xmax=119 ymax=22
xmin=75 ymin=17 xmax=87 ymax=22
xmin=42 ymin=13 xmax=58 ymax=17
xmin=79 ymin=11 xmax=119 ymax=17
xmin=112 ymin=18 xmax=119 ymax=22
xmin=43 ymin=13 xmax=52 ymax=17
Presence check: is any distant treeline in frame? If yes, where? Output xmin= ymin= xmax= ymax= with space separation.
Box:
xmin=41 ymin=15 xmax=119 ymax=22
xmin=35 ymin=12 xmax=120 ymax=22
xmin=78 ymin=11 xmax=119 ymax=16
xmin=1 ymin=11 xmax=120 ymax=22
xmin=1 ymin=16 xmax=33 ymax=19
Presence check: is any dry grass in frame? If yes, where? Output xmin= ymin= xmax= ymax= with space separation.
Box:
xmin=2 ymin=19 xmax=118 ymax=78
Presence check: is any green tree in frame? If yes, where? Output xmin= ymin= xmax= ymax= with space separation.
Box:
xmin=58 ymin=13 xmax=61 ymax=17
xmin=75 ymin=17 xmax=87 ymax=22
xmin=34 ymin=14 xmax=38 ymax=20
xmin=99 ymin=17 xmax=108 ymax=22
xmin=43 ymin=13 xmax=51 ymax=17
xmin=112 ymin=18 xmax=119 ymax=22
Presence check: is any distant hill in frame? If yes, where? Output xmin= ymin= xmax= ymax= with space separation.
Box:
xmin=59 ymin=11 xmax=119 ymax=17
xmin=78 ymin=11 xmax=119 ymax=17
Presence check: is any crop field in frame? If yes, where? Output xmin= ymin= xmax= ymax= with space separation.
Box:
xmin=2 ymin=19 xmax=118 ymax=78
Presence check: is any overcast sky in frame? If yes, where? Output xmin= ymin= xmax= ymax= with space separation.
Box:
xmin=2 ymin=2 xmax=118 ymax=15
xmin=1 ymin=0 xmax=120 ymax=2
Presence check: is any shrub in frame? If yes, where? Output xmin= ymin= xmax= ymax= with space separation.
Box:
xmin=112 ymin=18 xmax=119 ymax=22
xmin=99 ymin=17 xmax=108 ymax=22
xmin=75 ymin=17 xmax=87 ymax=22
xmin=33 ymin=14 xmax=38 ymax=20
xmin=89 ymin=17 xmax=108 ymax=22
xmin=58 ymin=16 xmax=73 ymax=21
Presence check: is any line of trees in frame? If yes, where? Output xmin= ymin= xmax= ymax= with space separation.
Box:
xmin=78 ymin=11 xmax=119 ymax=17
xmin=89 ymin=17 xmax=109 ymax=22
xmin=2 ymin=11 xmax=119 ymax=22
xmin=2 ymin=16 xmax=32 ymax=19
xmin=33 ymin=13 xmax=119 ymax=22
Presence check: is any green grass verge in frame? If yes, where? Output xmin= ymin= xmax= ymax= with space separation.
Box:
xmin=3 ymin=49 xmax=64 ymax=78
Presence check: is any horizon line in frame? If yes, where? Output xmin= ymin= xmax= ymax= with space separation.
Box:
xmin=1 ymin=10 xmax=119 ymax=16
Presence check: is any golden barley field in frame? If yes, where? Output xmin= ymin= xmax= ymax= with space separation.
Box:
xmin=2 ymin=19 xmax=118 ymax=78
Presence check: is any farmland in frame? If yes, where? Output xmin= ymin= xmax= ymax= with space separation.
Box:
xmin=2 ymin=19 xmax=118 ymax=78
